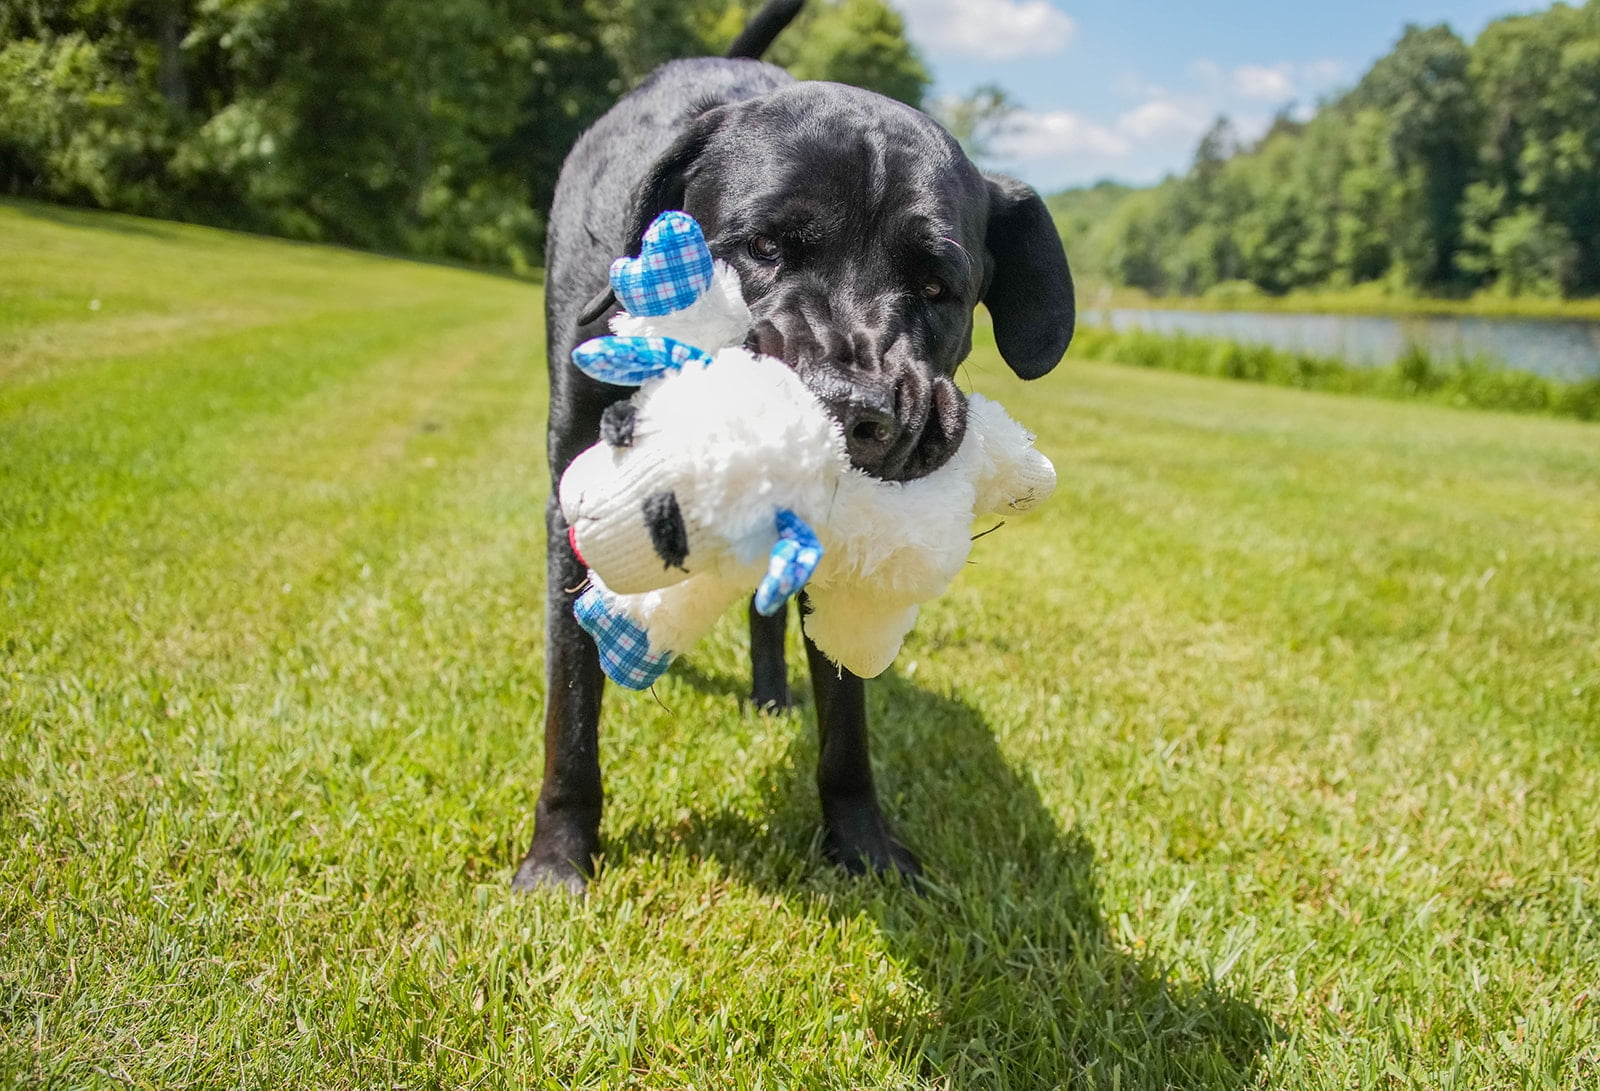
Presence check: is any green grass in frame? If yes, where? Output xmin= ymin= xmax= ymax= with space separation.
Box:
xmin=1071 ymin=325 xmax=1600 ymax=422
xmin=3 ymin=198 xmax=1598 ymax=1089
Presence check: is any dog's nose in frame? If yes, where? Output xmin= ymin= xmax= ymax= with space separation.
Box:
xmin=815 ymin=376 xmax=967 ymax=482
xmin=839 ymin=395 xmax=901 ymax=470
xmin=808 ymin=382 xmax=900 ymax=472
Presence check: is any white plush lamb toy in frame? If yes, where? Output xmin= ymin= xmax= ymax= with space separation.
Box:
xmin=561 ymin=211 xmax=1055 ymax=690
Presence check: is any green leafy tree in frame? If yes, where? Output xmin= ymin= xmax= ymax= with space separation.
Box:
xmin=767 ymin=0 xmax=928 ymax=107
xmin=1471 ymin=1 xmax=1600 ymax=292
xmin=1349 ymin=23 xmax=1478 ymax=288
xmin=1 ymin=0 xmax=933 ymax=264
xmin=1332 ymin=108 xmax=1404 ymax=286
xmin=1232 ymin=128 xmax=1312 ymax=294
xmin=929 ymin=82 xmax=1016 ymax=161
xmin=1045 ymin=3 xmax=1600 ymax=301
xmin=589 ymin=0 xmax=736 ymax=87
xmin=0 ymin=2 xmax=178 ymax=211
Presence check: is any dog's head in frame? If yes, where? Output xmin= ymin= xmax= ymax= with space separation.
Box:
xmin=591 ymin=81 xmax=1074 ymax=482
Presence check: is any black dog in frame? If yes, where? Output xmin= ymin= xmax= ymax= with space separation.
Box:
xmin=514 ymin=0 xmax=1073 ymax=894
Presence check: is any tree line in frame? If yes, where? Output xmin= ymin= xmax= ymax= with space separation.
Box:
xmin=0 ymin=0 xmax=926 ymax=270
xmin=1056 ymin=1 xmax=1600 ymax=301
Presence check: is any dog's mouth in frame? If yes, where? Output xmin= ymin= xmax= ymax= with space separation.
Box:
xmin=818 ymin=369 xmax=969 ymax=482
xmin=745 ymin=323 xmax=969 ymax=482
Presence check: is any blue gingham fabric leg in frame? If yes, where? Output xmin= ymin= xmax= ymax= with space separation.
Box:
xmin=574 ymin=585 xmax=673 ymax=691
xmin=753 ymin=509 xmax=824 ymax=617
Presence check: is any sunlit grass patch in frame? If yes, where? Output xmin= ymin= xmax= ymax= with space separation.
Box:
xmin=4 ymin=201 xmax=1598 ymax=1088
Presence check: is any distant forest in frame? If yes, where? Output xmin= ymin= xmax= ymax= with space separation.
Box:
xmin=0 ymin=0 xmax=926 ymax=269
xmin=1051 ymin=1 xmax=1600 ymax=302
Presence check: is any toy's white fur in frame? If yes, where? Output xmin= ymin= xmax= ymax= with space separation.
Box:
xmin=608 ymin=259 xmax=752 ymax=350
xmin=561 ymin=263 xmax=1055 ymax=678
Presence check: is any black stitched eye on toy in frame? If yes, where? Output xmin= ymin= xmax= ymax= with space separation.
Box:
xmin=748 ymin=235 xmax=781 ymax=262
xmin=600 ymin=401 xmax=637 ymax=448
xmin=642 ymin=490 xmax=689 ymax=570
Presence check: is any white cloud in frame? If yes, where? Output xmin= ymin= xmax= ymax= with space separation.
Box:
xmin=1187 ymin=59 xmax=1223 ymax=87
xmin=991 ymin=109 xmax=1131 ymax=161
xmin=1231 ymin=113 xmax=1274 ymax=146
xmin=1114 ymin=72 xmax=1157 ymax=98
xmin=1232 ymin=63 xmax=1295 ymax=101
xmin=1115 ymin=97 xmax=1211 ymax=143
xmin=984 ymin=93 xmax=1218 ymax=177
xmin=1226 ymin=60 xmax=1345 ymax=105
xmin=895 ymin=0 xmax=1076 ymax=60
xmin=1301 ymin=59 xmax=1346 ymax=86
xmin=965 ymin=49 xmax=1351 ymax=189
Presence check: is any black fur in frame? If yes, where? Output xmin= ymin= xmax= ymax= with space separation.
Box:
xmin=599 ymin=400 xmax=637 ymax=448
xmin=514 ymin=7 xmax=1073 ymax=894
xmin=725 ymin=0 xmax=806 ymax=61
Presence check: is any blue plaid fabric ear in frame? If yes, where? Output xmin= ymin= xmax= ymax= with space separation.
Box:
xmin=574 ymin=586 xmax=673 ymax=690
xmin=610 ymin=211 xmax=715 ymax=317
xmin=571 ymin=335 xmax=714 ymax=386
xmin=753 ymin=509 xmax=824 ymax=616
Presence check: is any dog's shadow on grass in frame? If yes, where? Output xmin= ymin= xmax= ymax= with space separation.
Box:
xmin=614 ymin=665 xmax=1279 ymax=1088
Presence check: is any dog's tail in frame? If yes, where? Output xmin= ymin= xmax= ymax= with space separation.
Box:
xmin=726 ymin=0 xmax=806 ymax=60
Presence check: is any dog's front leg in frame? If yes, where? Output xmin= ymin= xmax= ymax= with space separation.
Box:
xmin=801 ymin=603 xmax=921 ymax=879
xmin=513 ymin=495 xmax=606 ymax=894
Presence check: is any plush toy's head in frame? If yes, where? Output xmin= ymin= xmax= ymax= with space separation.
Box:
xmin=559 ymin=346 xmax=838 ymax=595
xmin=559 ymin=212 xmax=839 ymax=599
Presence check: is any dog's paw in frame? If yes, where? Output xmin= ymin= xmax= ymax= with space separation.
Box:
xmin=822 ymin=805 xmax=923 ymax=883
xmin=511 ymin=824 xmax=597 ymax=896
xmin=511 ymin=854 xmax=589 ymax=896
xmin=747 ymin=682 xmax=798 ymax=715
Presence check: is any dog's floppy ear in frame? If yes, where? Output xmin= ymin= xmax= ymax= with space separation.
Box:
xmin=625 ymin=108 xmax=726 ymax=255
xmin=578 ymin=109 xmax=727 ymax=327
xmin=981 ymin=173 xmax=1075 ymax=380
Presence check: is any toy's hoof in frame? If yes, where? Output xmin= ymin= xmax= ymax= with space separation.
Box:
xmin=755 ymin=509 xmax=823 ymax=615
xmin=574 ymin=588 xmax=673 ymax=690
xmin=609 ymin=212 xmax=714 ymax=317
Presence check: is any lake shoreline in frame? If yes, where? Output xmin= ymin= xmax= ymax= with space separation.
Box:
xmin=1070 ymin=324 xmax=1600 ymax=423
xmin=1082 ymin=287 xmax=1600 ymax=324
xmin=1089 ymin=307 xmax=1600 ymax=384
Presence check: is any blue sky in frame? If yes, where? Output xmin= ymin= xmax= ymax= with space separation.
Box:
xmin=889 ymin=1 xmax=1547 ymax=192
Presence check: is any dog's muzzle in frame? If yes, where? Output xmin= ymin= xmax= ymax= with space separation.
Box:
xmin=746 ymin=320 xmax=969 ymax=482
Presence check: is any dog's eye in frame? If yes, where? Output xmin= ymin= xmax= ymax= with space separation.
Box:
xmin=921 ymin=278 xmax=948 ymax=301
xmin=748 ymin=235 xmax=781 ymax=262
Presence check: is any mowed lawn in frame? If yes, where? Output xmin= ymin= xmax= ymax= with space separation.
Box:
xmin=2 ymin=199 xmax=1597 ymax=1089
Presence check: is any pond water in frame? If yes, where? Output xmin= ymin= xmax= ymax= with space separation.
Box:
xmin=1095 ymin=308 xmax=1600 ymax=383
